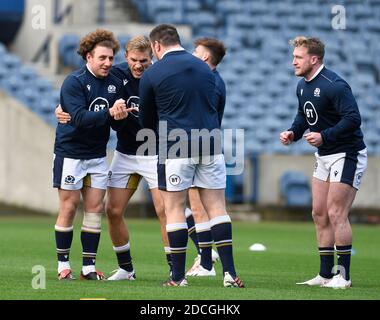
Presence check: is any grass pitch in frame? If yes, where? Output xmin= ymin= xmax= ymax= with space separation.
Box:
xmin=0 ymin=215 xmax=379 ymax=300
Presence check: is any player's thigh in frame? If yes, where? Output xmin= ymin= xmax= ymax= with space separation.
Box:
xmin=106 ymin=187 xmax=136 ymax=217
xmin=193 ymin=154 xmax=226 ymax=189
xmin=53 ymin=155 xmax=86 ymax=190
xmin=327 ymin=183 xmax=357 ymax=220
xmin=108 ymin=151 xmax=143 ymax=189
xmin=135 ymin=155 xmax=159 ymax=189
xmin=197 ymin=188 xmax=227 ymax=219
xmin=158 ymin=158 xmax=195 ymax=192
xmin=58 ymin=189 xmax=81 ymax=216
xmin=81 ymin=187 xmax=106 ymax=213
xmin=188 ymin=188 xmax=209 ymax=223
xmin=329 ymin=149 xmax=367 ymax=190
xmin=311 ymin=177 xmax=329 ymax=216
xmin=160 ymin=189 xmax=187 ymax=223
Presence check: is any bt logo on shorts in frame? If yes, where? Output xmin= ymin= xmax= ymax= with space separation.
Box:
xmin=108 ymin=171 xmax=113 ymax=179
xmin=64 ymin=175 xmax=75 ymax=184
xmin=169 ymin=174 xmax=181 ymax=186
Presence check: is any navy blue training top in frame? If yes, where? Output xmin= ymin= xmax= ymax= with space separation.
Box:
xmin=54 ymin=65 xmax=123 ymax=159
xmin=110 ymin=62 xmax=146 ymax=155
xmin=289 ymin=66 xmax=365 ymax=155
xmin=213 ymin=69 xmax=226 ymax=127
xmin=139 ymin=50 xmax=220 ymax=157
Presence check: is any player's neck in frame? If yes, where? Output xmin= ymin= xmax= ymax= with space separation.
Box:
xmin=305 ymin=63 xmax=324 ymax=82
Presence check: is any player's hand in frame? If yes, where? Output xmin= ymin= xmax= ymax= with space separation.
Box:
xmin=55 ymin=104 xmax=71 ymax=123
xmin=304 ymin=132 xmax=323 ymax=147
xmin=110 ymin=99 xmax=127 ymax=120
xmin=280 ymin=131 xmax=294 ymax=145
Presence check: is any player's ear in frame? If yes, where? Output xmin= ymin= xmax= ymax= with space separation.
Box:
xmin=311 ymin=55 xmax=319 ymax=65
xmin=86 ymin=51 xmax=92 ymax=62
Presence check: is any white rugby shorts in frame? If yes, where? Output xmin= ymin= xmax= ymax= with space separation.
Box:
xmin=158 ymin=154 xmax=226 ymax=191
xmin=313 ymin=148 xmax=367 ymax=189
xmin=53 ymin=155 xmax=108 ymax=190
xmin=108 ymin=150 xmax=158 ymax=189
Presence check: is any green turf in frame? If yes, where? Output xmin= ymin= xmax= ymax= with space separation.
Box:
xmin=0 ymin=216 xmax=379 ymax=300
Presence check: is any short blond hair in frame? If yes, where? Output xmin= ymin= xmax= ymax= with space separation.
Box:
xmin=289 ymin=36 xmax=325 ymax=61
xmin=126 ymin=35 xmax=152 ymax=57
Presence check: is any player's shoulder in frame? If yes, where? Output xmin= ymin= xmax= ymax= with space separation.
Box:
xmin=107 ymin=70 xmax=123 ymax=87
xmin=320 ymin=67 xmax=351 ymax=91
xmin=213 ymin=69 xmax=226 ymax=89
xmin=319 ymin=67 xmax=346 ymax=85
xmin=111 ymin=62 xmax=130 ymax=79
xmin=62 ymin=66 xmax=87 ymax=89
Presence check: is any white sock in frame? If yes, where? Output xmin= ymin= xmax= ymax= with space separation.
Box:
xmin=58 ymin=261 xmax=71 ymax=274
xmin=82 ymin=265 xmax=96 ymax=275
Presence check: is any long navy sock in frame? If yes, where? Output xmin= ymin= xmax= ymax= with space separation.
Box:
xmin=318 ymin=247 xmax=334 ymax=279
xmin=166 ymin=223 xmax=188 ymax=282
xmin=210 ymin=215 xmax=236 ymax=278
xmin=195 ymin=222 xmax=213 ymax=270
xmin=113 ymin=242 xmax=133 ymax=272
xmin=336 ymin=244 xmax=352 ymax=280
xmin=185 ymin=208 xmax=200 ymax=254
xmin=55 ymin=225 xmax=73 ymax=271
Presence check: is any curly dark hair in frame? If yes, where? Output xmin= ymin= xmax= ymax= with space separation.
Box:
xmin=77 ymin=29 xmax=120 ymax=60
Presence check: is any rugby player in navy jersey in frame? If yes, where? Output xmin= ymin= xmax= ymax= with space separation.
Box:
xmin=56 ymin=36 xmax=172 ymax=280
xmin=105 ymin=36 xmax=172 ymax=281
xmin=139 ymin=24 xmax=244 ymax=288
xmin=185 ymin=38 xmax=227 ymax=277
xmin=280 ymin=36 xmax=367 ymax=289
xmin=53 ymin=29 xmax=133 ymax=280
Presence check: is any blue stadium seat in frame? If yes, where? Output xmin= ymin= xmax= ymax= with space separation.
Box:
xmin=117 ymin=34 xmax=131 ymax=51
xmin=280 ymin=171 xmax=311 ymax=207
xmin=1 ymin=74 xmax=21 ymax=93
xmin=58 ymin=34 xmax=80 ymax=67
xmin=113 ymin=51 xmax=125 ymax=65
xmin=34 ymin=78 xmax=53 ymax=93
xmin=3 ymin=53 xmax=21 ymax=69
xmin=16 ymin=65 xmax=38 ymax=81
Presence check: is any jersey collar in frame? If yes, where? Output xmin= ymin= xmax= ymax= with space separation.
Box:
xmin=161 ymin=46 xmax=185 ymax=59
xmin=305 ymin=64 xmax=324 ymax=82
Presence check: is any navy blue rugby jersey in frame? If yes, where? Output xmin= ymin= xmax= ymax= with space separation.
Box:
xmin=213 ymin=69 xmax=226 ymax=127
xmin=54 ymin=65 xmax=123 ymax=159
xmin=289 ymin=66 xmax=365 ymax=155
xmin=110 ymin=62 xmax=148 ymax=155
xmin=139 ymin=50 xmax=220 ymax=156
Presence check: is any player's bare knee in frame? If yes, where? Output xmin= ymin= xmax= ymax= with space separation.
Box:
xmin=84 ymin=202 xmax=104 ymax=214
xmin=106 ymin=205 xmax=123 ymax=222
xmin=327 ymin=207 xmax=345 ymax=226
xmin=59 ymin=202 xmax=77 ymax=217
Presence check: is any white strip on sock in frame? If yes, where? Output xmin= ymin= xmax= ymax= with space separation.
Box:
xmin=58 ymin=261 xmax=71 ymax=274
xmin=82 ymin=265 xmax=96 ymax=275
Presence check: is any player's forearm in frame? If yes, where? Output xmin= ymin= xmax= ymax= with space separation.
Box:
xmin=321 ymin=114 xmax=361 ymax=143
xmin=71 ymin=109 xmax=111 ymax=128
